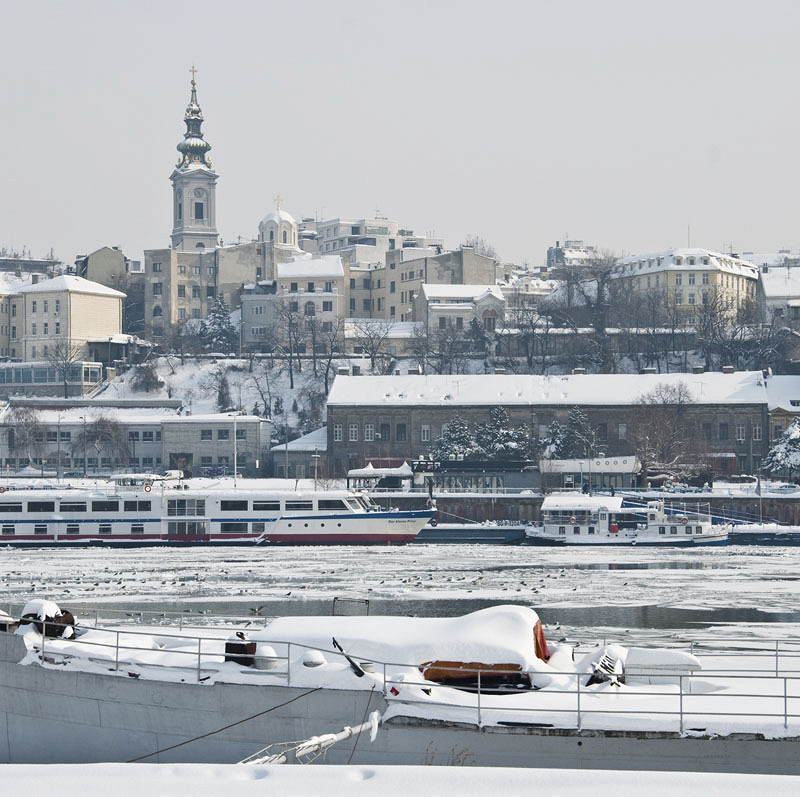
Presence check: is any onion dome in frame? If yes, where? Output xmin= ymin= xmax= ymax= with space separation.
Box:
xmin=176 ymin=67 xmax=212 ymax=169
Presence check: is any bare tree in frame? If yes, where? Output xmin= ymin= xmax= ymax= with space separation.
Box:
xmin=350 ymin=318 xmax=396 ymax=372
xmin=6 ymin=407 xmax=44 ymax=468
xmin=461 ymin=234 xmax=498 ymax=260
xmin=71 ymin=415 xmax=130 ymax=473
xmin=46 ymin=341 xmax=86 ymax=399
xmin=319 ymin=317 xmax=344 ymax=393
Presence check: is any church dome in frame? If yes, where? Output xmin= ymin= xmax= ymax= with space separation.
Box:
xmin=260 ymin=208 xmax=296 ymax=227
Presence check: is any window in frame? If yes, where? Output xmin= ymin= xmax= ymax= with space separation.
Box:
xmin=738 ymin=455 xmax=747 ymax=472
xmin=362 ymin=299 xmax=370 ymax=311
xmin=34 ymin=524 xmax=47 ymax=535
xmin=66 ymin=525 xmax=79 ymax=535
xmin=290 ymin=282 xmax=298 ymax=292
xmin=31 ymin=323 xmax=36 ymax=336
xmin=333 ymin=424 xmax=343 ymax=442
xmin=736 ymin=423 xmax=746 ymax=442
xmin=192 ymin=285 xmax=200 ymax=298
xmin=688 ymin=273 xmax=696 ymax=285
xmin=55 ymin=322 xmax=60 ymax=335
xmin=128 ymin=431 xmax=140 ymax=442
xmin=142 ymin=431 xmax=154 ymax=442
xmin=290 ymin=301 xmax=299 ymax=312
xmin=152 ymin=262 xmax=162 ymax=273
xmin=380 ymin=423 xmax=390 ymax=441
xmin=774 ymin=424 xmax=783 ymax=440
xmin=178 ymin=265 xmax=186 ymax=275
xmin=200 ymin=429 xmax=212 ymax=440
xmin=322 ymin=301 xmax=332 ymax=312
xmin=688 ymin=293 xmax=695 ymax=305
xmin=131 ymin=524 xmax=144 ymax=535
xmin=123 ymin=500 xmax=151 ymax=512
xmin=349 ymin=423 xmax=358 ymax=442
xmin=421 ymin=425 xmax=431 ymax=442
xmin=307 ymin=282 xmax=315 ymax=293
xmin=43 ymin=323 xmax=48 ymax=335
xmin=28 ymin=501 xmax=55 ymax=512
xmin=221 ymin=500 xmax=248 ymax=511
xmin=752 ymin=423 xmax=762 ymax=441
xmin=220 ymin=522 xmax=247 ymax=534
xmin=200 ymin=456 xmax=212 ymax=466
xmin=719 ymin=423 xmax=729 ymax=440
xmin=99 ymin=524 xmax=112 ymax=535
xmin=207 ymin=286 xmax=215 ymax=299
xmin=54 ymin=300 xmax=59 ymax=314
xmin=60 ymin=502 xmax=87 ymax=512
xmin=218 ymin=429 xmax=229 ymax=440
xmin=396 ymin=423 xmax=407 ymax=442
xmin=364 ymin=424 xmax=374 ymax=442
xmin=596 ymin=423 xmax=608 ymax=440
xmin=178 ymin=284 xmax=186 ymax=298
xmin=304 ymin=302 xmax=316 ymax=317
xmin=253 ymin=501 xmax=280 ymax=511
xmin=702 ymin=422 xmax=713 ymax=441
xmin=152 ymin=283 xmax=162 ymax=296
xmin=439 ymin=317 xmax=446 ymax=330
xmin=194 ymin=202 xmax=204 ymax=220
xmin=618 ymin=423 xmax=627 ymax=440
xmin=92 ymin=500 xmax=119 ymax=512
xmin=286 ymin=501 xmax=313 ymax=511
xmin=390 ymin=281 xmax=396 ymax=294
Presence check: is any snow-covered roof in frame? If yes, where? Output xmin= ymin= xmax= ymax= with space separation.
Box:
xmin=765 ymin=375 xmax=800 ymax=413
xmin=327 ymin=372 xmax=768 ymax=408
xmin=344 ymin=319 xmax=422 ymax=338
xmin=270 ymin=426 xmax=327 ymax=453
xmin=616 ymin=248 xmax=758 ymax=280
xmin=421 ymin=284 xmax=504 ymax=303
xmin=541 ymin=493 xmax=625 ymax=511
xmin=15 ymin=275 xmax=125 ymax=298
xmin=276 ymin=255 xmax=343 ymax=280
xmin=759 ymin=266 xmax=800 ymax=299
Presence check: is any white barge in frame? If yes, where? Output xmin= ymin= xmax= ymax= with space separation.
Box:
xmin=0 ymin=476 xmax=434 ymax=545
xmin=526 ymin=493 xmax=729 ymax=546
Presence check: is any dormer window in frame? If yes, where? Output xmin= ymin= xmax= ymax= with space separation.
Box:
xmin=675 ymin=257 xmax=683 ymax=265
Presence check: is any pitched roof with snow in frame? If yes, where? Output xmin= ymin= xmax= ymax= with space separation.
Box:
xmin=616 ymin=248 xmax=758 ymax=280
xmin=270 ymin=426 xmax=328 ymax=453
xmin=327 ymin=371 xmax=769 ymax=408
xmin=15 ymin=275 xmax=125 ymax=297
xmin=421 ymin=284 xmax=504 ymax=302
xmin=759 ymin=266 xmax=800 ymax=299
xmin=276 ymin=255 xmax=343 ymax=280
xmin=765 ymin=375 xmax=800 ymax=412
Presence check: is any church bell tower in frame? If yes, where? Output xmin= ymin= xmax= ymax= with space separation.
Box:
xmin=170 ymin=67 xmax=219 ymax=251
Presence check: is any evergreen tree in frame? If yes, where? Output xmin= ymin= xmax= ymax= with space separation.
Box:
xmin=541 ymin=420 xmax=569 ymax=459
xmin=474 ymin=407 xmax=523 ymax=460
xmin=431 ymin=416 xmax=476 ymax=461
xmin=567 ymin=406 xmax=597 ymax=458
xmin=215 ymin=372 xmax=231 ymax=412
xmin=273 ymin=397 xmax=283 ymax=415
xmin=762 ymin=418 xmax=800 ymax=479
xmin=200 ymin=298 xmax=238 ymax=353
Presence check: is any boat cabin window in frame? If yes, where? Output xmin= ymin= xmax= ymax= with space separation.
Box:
xmin=252 ymin=522 xmax=266 ymax=533
xmin=1 ymin=524 xmax=13 ymax=535
xmin=599 ymin=513 xmax=606 ymax=520
xmin=659 ymin=526 xmax=666 ymax=534
xmin=34 ymin=524 xmax=47 ymax=535
xmin=573 ymin=527 xmax=580 ymax=534
xmin=588 ymin=526 xmax=595 ymax=535
xmin=220 ymin=522 xmax=248 ymax=533
xmin=92 ymin=500 xmax=119 ymax=512
xmin=99 ymin=524 xmax=112 ymax=535
xmin=558 ymin=526 xmax=566 ymax=535
xmin=168 ymin=521 xmax=207 ymax=535
xmin=220 ymin=500 xmax=248 ymax=511
xmin=649 ymin=513 xmax=656 ymax=520
xmin=131 ymin=524 xmax=144 ymax=535
xmin=286 ymin=501 xmax=313 ymax=511
xmin=670 ymin=526 xmax=677 ymax=534
xmin=60 ymin=502 xmax=86 ymax=512
xmin=696 ymin=526 xmax=702 ymax=533
xmin=167 ymin=499 xmax=205 ymax=516
xmin=0 ymin=503 xmax=23 ymax=513
xmin=253 ymin=501 xmax=280 ymax=511
xmin=124 ymin=500 xmax=151 ymax=512
xmin=685 ymin=528 xmax=693 ymax=534
xmin=318 ymin=499 xmax=347 ymax=510
xmin=28 ymin=501 xmax=55 ymax=512
xmin=66 ymin=525 xmax=79 ymax=535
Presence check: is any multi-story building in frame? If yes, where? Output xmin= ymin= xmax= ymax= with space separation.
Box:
xmin=613 ymin=248 xmax=758 ymax=317
xmin=326 ymin=371 xmax=773 ymax=476
xmin=546 ymin=239 xmax=598 ymax=271
xmin=757 ymin=265 xmax=800 ymax=326
xmin=413 ymin=284 xmax=505 ymax=332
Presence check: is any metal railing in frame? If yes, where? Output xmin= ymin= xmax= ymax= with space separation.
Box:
xmin=21 ymin=619 xmax=800 ymax=734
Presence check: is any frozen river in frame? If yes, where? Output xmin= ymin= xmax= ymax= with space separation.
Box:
xmin=3 ymin=543 xmax=800 ymax=646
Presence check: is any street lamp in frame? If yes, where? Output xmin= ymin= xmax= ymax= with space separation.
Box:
xmin=80 ymin=415 xmax=87 ymax=477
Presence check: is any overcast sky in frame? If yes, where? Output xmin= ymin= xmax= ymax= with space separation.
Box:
xmin=1 ymin=0 xmax=798 ymax=267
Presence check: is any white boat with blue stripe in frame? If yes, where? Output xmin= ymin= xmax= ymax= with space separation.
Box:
xmin=0 ymin=475 xmax=434 ymax=546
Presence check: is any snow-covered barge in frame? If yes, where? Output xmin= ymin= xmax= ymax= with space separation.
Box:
xmin=1 ymin=601 xmax=799 ymax=772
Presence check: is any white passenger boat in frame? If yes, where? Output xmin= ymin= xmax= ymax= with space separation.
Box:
xmin=0 ymin=475 xmax=434 ymax=545
xmin=525 ymin=493 xmax=729 ymax=546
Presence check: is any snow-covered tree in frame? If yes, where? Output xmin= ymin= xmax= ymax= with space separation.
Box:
xmin=762 ymin=418 xmax=800 ymax=479
xmin=431 ymin=416 xmax=476 ymax=461
xmin=567 ymin=406 xmax=597 ymax=458
xmin=474 ymin=407 xmax=528 ymax=459
xmin=200 ymin=299 xmax=238 ymax=353
xmin=541 ymin=420 xmax=569 ymax=459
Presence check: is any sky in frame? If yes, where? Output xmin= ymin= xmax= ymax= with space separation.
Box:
xmin=1 ymin=0 xmax=799 ymax=267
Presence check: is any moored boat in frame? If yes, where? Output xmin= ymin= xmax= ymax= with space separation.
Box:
xmin=525 ymin=493 xmax=729 ymax=546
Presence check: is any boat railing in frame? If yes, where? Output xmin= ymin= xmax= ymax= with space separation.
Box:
xmin=22 ymin=619 xmax=800 ymax=733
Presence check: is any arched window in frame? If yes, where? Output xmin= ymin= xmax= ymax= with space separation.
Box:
xmin=282 ymin=230 xmax=288 ymax=244
xmin=482 ymin=309 xmax=497 ymax=331
xmin=269 ymin=230 xmax=274 ymax=242
xmin=153 ymin=306 xmax=163 ymax=317
xmin=196 ymin=242 xmax=205 ymax=249
xmin=304 ymin=301 xmax=316 ymax=317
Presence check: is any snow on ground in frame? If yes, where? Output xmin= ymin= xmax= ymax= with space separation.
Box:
xmin=1 ymin=764 xmax=799 ymax=796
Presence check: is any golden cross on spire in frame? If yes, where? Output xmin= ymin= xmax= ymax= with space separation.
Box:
xmin=189 ymin=64 xmax=198 ymax=84
xmin=274 ymin=194 xmax=283 ymax=211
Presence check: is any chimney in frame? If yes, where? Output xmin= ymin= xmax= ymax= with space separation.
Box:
xmin=692 ymin=365 xmax=704 ymax=374
xmin=572 ymin=367 xmax=586 ymax=375
xmin=31 ymin=274 xmax=40 ymax=285
xmin=722 ymin=365 xmax=735 ymax=374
